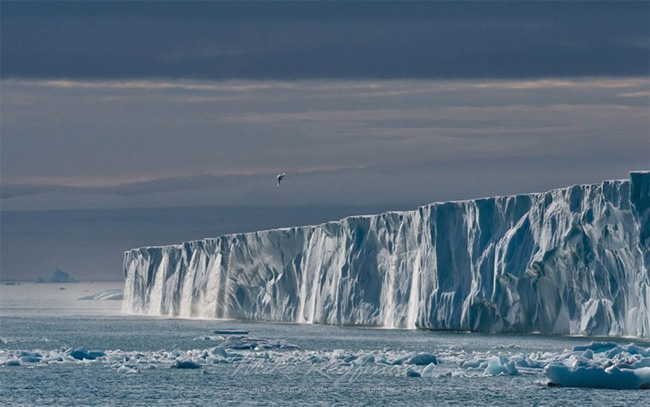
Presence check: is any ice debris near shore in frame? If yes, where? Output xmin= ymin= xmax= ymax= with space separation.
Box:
xmin=2 ymin=333 xmax=649 ymax=389
xmin=123 ymin=172 xmax=650 ymax=337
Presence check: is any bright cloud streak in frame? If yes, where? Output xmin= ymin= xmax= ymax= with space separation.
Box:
xmin=1 ymin=77 xmax=647 ymax=210
xmin=3 ymin=77 xmax=646 ymax=93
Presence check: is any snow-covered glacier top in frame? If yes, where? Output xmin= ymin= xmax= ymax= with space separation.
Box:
xmin=123 ymin=172 xmax=650 ymax=338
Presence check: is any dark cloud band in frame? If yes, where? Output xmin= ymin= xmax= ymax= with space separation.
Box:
xmin=2 ymin=1 xmax=648 ymax=80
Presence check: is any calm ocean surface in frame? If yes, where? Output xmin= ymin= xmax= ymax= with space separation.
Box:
xmin=1 ymin=283 xmax=648 ymax=406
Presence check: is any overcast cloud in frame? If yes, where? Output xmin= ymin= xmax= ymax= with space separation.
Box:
xmin=1 ymin=77 xmax=647 ymax=210
xmin=0 ymin=1 xmax=648 ymax=211
xmin=2 ymin=1 xmax=648 ymax=80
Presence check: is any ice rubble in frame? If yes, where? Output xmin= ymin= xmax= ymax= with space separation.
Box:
xmin=123 ymin=172 xmax=650 ymax=337
xmin=2 ymin=333 xmax=649 ymax=389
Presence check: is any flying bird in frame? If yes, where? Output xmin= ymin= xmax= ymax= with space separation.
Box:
xmin=276 ymin=173 xmax=286 ymax=187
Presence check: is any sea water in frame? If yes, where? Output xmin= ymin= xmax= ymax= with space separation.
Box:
xmin=1 ymin=283 xmax=648 ymax=406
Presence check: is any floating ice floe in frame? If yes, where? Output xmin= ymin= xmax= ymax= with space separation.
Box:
xmin=1 ymin=335 xmax=649 ymax=390
xmin=406 ymin=368 xmax=421 ymax=378
xmin=193 ymin=335 xmax=225 ymax=342
xmin=68 ymin=347 xmax=106 ymax=360
xmin=421 ymin=363 xmax=436 ymax=378
xmin=484 ymin=356 xmax=519 ymax=376
xmin=78 ymin=289 xmax=124 ymax=301
xmin=219 ymin=335 xmax=299 ymax=351
xmin=544 ymin=342 xmax=650 ymax=389
xmin=171 ymin=360 xmax=201 ymax=369
xmin=406 ymin=353 xmax=438 ymax=366
xmin=213 ymin=329 xmax=249 ymax=335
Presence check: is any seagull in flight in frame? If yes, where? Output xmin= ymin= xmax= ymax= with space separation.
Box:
xmin=276 ymin=172 xmax=286 ymax=187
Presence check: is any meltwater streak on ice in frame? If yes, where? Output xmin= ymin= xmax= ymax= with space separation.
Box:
xmin=123 ymin=172 xmax=650 ymax=337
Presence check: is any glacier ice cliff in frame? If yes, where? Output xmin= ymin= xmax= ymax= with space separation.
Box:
xmin=123 ymin=172 xmax=650 ymax=338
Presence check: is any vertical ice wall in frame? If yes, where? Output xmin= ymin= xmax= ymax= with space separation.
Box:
xmin=123 ymin=172 xmax=650 ymax=337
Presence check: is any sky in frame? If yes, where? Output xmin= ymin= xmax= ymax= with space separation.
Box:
xmin=0 ymin=1 xmax=649 ymax=280
xmin=1 ymin=1 xmax=649 ymax=212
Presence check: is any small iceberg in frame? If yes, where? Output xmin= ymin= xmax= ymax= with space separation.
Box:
xmin=67 ymin=347 xmax=106 ymax=361
xmin=406 ymin=368 xmax=421 ymax=378
xmin=20 ymin=352 xmax=43 ymax=364
xmin=421 ymin=363 xmax=436 ymax=378
xmin=78 ymin=288 xmax=124 ymax=301
xmin=484 ymin=356 xmax=519 ymax=376
xmin=546 ymin=363 xmax=650 ymax=389
xmin=171 ymin=360 xmax=201 ymax=369
xmin=213 ymin=329 xmax=249 ymax=335
xmin=406 ymin=353 xmax=438 ymax=366
xmin=544 ymin=342 xmax=650 ymax=389
xmin=193 ymin=335 xmax=225 ymax=342
xmin=37 ymin=268 xmax=78 ymax=283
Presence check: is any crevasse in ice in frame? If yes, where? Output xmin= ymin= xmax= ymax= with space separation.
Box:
xmin=122 ymin=172 xmax=650 ymax=337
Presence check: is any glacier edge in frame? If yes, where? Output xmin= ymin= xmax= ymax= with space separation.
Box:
xmin=123 ymin=172 xmax=650 ymax=338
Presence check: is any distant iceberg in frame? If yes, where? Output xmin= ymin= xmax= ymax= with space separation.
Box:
xmin=37 ymin=268 xmax=78 ymax=283
xmin=123 ymin=172 xmax=650 ymax=338
xmin=78 ymin=288 xmax=124 ymax=301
